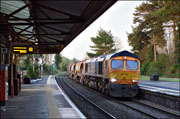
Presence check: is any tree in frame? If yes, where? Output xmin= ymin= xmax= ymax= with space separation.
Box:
xmin=128 ymin=0 xmax=179 ymax=78
xmin=152 ymin=1 xmax=179 ymax=50
xmin=23 ymin=54 xmax=32 ymax=69
xmin=54 ymin=54 xmax=62 ymax=70
xmin=174 ymin=25 xmax=180 ymax=70
xmin=59 ymin=57 xmax=71 ymax=71
xmin=127 ymin=26 xmax=150 ymax=62
xmin=72 ymin=57 xmax=78 ymax=63
xmin=113 ymin=36 xmax=123 ymax=51
xmin=132 ymin=1 xmax=166 ymax=63
xmin=87 ymin=28 xmax=117 ymax=58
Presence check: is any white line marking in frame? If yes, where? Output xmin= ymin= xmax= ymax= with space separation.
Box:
xmin=139 ymin=84 xmax=180 ymax=96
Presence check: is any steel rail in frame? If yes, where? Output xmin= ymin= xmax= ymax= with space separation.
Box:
xmin=62 ymin=75 xmax=179 ymax=118
xmin=57 ymin=77 xmax=116 ymax=119
xmin=131 ymin=99 xmax=180 ymax=117
xmin=113 ymin=98 xmax=180 ymax=119
xmin=112 ymin=99 xmax=159 ymax=119
xmin=63 ymin=75 xmax=160 ymax=118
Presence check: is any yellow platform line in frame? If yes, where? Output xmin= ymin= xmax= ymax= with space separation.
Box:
xmin=46 ymin=76 xmax=61 ymax=118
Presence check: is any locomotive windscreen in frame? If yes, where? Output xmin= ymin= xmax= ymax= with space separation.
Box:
xmin=126 ymin=60 xmax=138 ymax=70
xmin=111 ymin=60 xmax=124 ymax=69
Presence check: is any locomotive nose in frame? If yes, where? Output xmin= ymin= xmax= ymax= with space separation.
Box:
xmin=109 ymin=84 xmax=139 ymax=97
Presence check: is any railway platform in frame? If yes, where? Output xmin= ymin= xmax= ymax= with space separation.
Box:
xmin=139 ymin=80 xmax=180 ymax=96
xmin=0 ymin=75 xmax=86 ymax=119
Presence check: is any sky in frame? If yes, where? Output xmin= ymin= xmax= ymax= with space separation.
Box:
xmin=60 ymin=1 xmax=143 ymax=60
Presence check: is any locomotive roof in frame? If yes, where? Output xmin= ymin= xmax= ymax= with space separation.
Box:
xmin=85 ymin=50 xmax=139 ymax=63
xmin=110 ymin=50 xmax=139 ymax=60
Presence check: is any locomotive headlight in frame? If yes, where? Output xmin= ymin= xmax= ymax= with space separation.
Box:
xmin=110 ymin=78 xmax=117 ymax=82
xmin=132 ymin=79 xmax=137 ymax=82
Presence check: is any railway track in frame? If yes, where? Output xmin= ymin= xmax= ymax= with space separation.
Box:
xmin=56 ymin=77 xmax=116 ymax=119
xmin=131 ymin=99 xmax=180 ymax=117
xmin=56 ymin=76 xmax=179 ymax=119
xmin=113 ymin=98 xmax=179 ymax=119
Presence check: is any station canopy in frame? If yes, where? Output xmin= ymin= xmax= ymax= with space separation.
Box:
xmin=0 ymin=0 xmax=116 ymax=54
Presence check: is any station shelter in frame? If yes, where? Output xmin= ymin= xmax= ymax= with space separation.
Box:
xmin=0 ymin=0 xmax=116 ymax=106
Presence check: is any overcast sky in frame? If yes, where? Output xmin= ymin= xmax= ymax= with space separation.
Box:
xmin=60 ymin=1 xmax=143 ymax=60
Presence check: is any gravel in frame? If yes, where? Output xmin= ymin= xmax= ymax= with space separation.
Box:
xmin=56 ymin=77 xmax=113 ymax=118
xmin=57 ymin=76 xmax=152 ymax=119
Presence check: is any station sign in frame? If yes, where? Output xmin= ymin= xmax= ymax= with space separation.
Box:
xmin=12 ymin=46 xmax=34 ymax=54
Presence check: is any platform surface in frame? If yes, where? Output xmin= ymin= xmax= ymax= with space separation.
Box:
xmin=139 ymin=80 xmax=180 ymax=96
xmin=139 ymin=80 xmax=179 ymax=90
xmin=1 ymin=75 xmax=85 ymax=119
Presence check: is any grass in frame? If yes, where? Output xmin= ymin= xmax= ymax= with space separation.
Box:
xmin=140 ymin=75 xmax=180 ymax=82
xmin=55 ymin=71 xmax=67 ymax=77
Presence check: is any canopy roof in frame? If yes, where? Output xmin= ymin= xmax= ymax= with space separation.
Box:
xmin=0 ymin=0 xmax=116 ymax=54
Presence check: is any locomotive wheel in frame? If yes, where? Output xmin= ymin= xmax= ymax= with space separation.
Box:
xmin=98 ymin=87 xmax=102 ymax=92
xmin=88 ymin=82 xmax=91 ymax=88
xmin=102 ymin=88 xmax=105 ymax=95
xmin=105 ymin=89 xmax=110 ymax=97
xmin=82 ymin=80 xmax=85 ymax=86
xmin=97 ymin=82 xmax=101 ymax=91
xmin=95 ymin=82 xmax=98 ymax=90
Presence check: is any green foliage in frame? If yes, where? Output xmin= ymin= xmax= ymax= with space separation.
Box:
xmin=26 ymin=65 xmax=33 ymax=77
xmin=26 ymin=62 xmax=39 ymax=79
xmin=141 ymin=53 xmax=178 ymax=77
xmin=23 ymin=75 xmax=30 ymax=79
xmin=55 ymin=54 xmax=62 ymax=70
xmin=127 ymin=27 xmax=150 ymax=62
xmin=43 ymin=64 xmax=52 ymax=75
xmin=23 ymin=54 xmax=32 ymax=69
xmin=146 ymin=45 xmax=154 ymax=62
xmin=140 ymin=60 xmax=149 ymax=75
xmin=55 ymin=71 xmax=67 ymax=77
xmin=129 ymin=1 xmax=179 ymax=78
xmin=87 ymin=28 xmax=117 ymax=58
xmin=53 ymin=56 xmax=80 ymax=75
xmin=174 ymin=25 xmax=180 ymax=70
xmin=71 ymin=57 xmax=78 ymax=63
xmin=59 ymin=56 xmax=73 ymax=71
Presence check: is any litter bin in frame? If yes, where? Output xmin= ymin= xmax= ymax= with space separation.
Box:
xmin=153 ymin=75 xmax=159 ymax=81
xmin=14 ymin=78 xmax=19 ymax=96
xmin=24 ymin=78 xmax=30 ymax=84
xmin=150 ymin=75 xmax=159 ymax=81
xmin=17 ymin=74 xmax=21 ymax=92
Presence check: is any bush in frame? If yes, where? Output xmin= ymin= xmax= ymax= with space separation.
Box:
xmin=157 ymin=54 xmax=169 ymax=70
xmin=54 ymin=68 xmax=58 ymax=75
xmin=43 ymin=64 xmax=52 ymax=75
xmin=23 ymin=75 xmax=30 ymax=79
xmin=26 ymin=63 xmax=39 ymax=79
xmin=141 ymin=61 xmax=149 ymax=75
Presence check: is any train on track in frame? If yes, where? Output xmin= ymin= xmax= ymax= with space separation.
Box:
xmin=68 ymin=50 xmax=140 ymax=97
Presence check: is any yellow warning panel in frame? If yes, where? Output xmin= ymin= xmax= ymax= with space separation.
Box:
xmin=28 ymin=47 xmax=33 ymax=52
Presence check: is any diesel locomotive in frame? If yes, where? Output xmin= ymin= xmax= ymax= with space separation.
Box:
xmin=68 ymin=50 xmax=140 ymax=97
